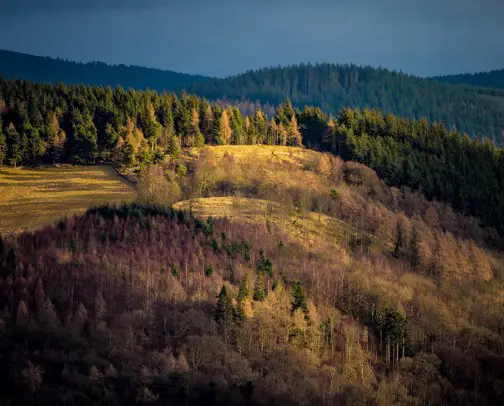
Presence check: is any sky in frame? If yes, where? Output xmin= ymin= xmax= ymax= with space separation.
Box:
xmin=0 ymin=0 xmax=503 ymax=78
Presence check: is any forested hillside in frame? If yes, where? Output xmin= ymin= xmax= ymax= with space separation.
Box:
xmin=187 ymin=63 xmax=504 ymax=142
xmin=0 ymin=50 xmax=210 ymax=92
xmin=433 ymin=68 xmax=504 ymax=90
xmin=3 ymin=51 xmax=504 ymax=142
xmin=0 ymin=143 xmax=503 ymax=404
xmin=2 ymin=77 xmax=504 ymax=236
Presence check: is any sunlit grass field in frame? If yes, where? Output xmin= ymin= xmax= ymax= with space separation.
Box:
xmin=173 ymin=197 xmax=352 ymax=252
xmin=189 ymin=145 xmax=322 ymax=168
xmin=0 ymin=165 xmax=136 ymax=235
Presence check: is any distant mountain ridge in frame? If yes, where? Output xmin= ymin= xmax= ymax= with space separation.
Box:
xmin=0 ymin=49 xmax=211 ymax=91
xmin=187 ymin=63 xmax=504 ymax=142
xmin=2 ymin=49 xmax=504 ymax=142
xmin=433 ymin=68 xmax=504 ymax=90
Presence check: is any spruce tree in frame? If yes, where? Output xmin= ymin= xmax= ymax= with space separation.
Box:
xmin=201 ymin=103 xmax=214 ymax=143
xmin=291 ymin=281 xmax=309 ymax=319
xmin=253 ymin=272 xmax=266 ymax=302
xmin=215 ymin=285 xmax=234 ymax=326
xmin=256 ymin=250 xmax=273 ymax=277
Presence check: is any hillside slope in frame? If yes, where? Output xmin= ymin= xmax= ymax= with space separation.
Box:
xmin=433 ymin=68 xmax=504 ymax=89
xmin=0 ymin=49 xmax=211 ymax=91
xmin=1 ymin=145 xmax=503 ymax=405
xmin=187 ymin=63 xmax=504 ymax=141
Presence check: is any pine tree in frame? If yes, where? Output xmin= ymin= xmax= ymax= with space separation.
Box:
xmin=409 ymin=226 xmax=420 ymax=267
xmin=6 ymin=124 xmax=23 ymax=167
xmin=256 ymin=250 xmax=273 ymax=277
xmin=253 ymin=272 xmax=266 ymax=302
xmin=201 ymin=103 xmax=214 ymax=143
xmin=215 ymin=285 xmax=234 ymax=325
xmin=283 ymin=98 xmax=295 ymax=121
xmin=291 ymin=281 xmax=309 ymax=319
xmin=230 ymin=107 xmax=244 ymax=144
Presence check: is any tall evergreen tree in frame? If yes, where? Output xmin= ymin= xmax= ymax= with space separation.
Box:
xmin=201 ymin=103 xmax=214 ymax=143
xmin=215 ymin=285 xmax=234 ymax=326
xmin=291 ymin=281 xmax=309 ymax=319
xmin=253 ymin=272 xmax=266 ymax=302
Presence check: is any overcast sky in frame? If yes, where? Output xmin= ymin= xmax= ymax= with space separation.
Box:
xmin=0 ymin=0 xmax=502 ymax=77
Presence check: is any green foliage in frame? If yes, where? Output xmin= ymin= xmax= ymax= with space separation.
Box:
xmin=0 ymin=78 xmax=302 ymax=168
xmin=291 ymin=281 xmax=309 ymax=319
xmin=256 ymin=250 xmax=273 ymax=277
xmin=241 ymin=240 xmax=251 ymax=261
xmin=238 ymin=272 xmax=253 ymax=301
xmin=171 ymin=264 xmax=180 ymax=278
xmin=215 ymin=285 xmax=234 ymax=326
xmin=253 ymin=272 xmax=266 ymax=302
xmin=330 ymin=188 xmax=339 ymax=200
xmin=188 ymin=63 xmax=504 ymax=142
xmin=205 ymin=265 xmax=214 ymax=277
xmin=376 ymin=306 xmax=408 ymax=359
xmin=176 ymin=163 xmax=187 ymax=177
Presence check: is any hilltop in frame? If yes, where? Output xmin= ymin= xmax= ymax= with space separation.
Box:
xmin=433 ymin=68 xmax=504 ymax=90
xmin=0 ymin=49 xmax=211 ymax=91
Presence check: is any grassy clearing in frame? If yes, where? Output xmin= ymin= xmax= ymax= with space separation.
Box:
xmin=0 ymin=165 xmax=136 ymax=235
xmin=188 ymin=145 xmax=322 ymax=168
xmin=173 ymin=196 xmax=351 ymax=251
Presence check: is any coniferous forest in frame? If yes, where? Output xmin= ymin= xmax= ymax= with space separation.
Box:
xmin=187 ymin=64 xmax=504 ymax=142
xmin=2 ymin=50 xmax=504 ymax=143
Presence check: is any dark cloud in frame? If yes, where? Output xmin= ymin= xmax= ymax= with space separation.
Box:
xmin=0 ymin=0 xmax=502 ymax=76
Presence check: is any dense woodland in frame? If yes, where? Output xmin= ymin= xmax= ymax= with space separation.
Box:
xmin=2 ymin=77 xmax=504 ymax=236
xmin=1 ymin=144 xmax=504 ymax=404
xmin=187 ymin=63 xmax=504 ymax=142
xmin=2 ymin=51 xmax=504 ymax=142
xmin=0 ymin=50 xmax=210 ymax=92
xmin=434 ymin=68 xmax=504 ymax=90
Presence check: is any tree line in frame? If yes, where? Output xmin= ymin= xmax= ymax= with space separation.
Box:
xmin=0 ymin=77 xmax=302 ymax=168
xmin=187 ymin=63 xmax=504 ymax=142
